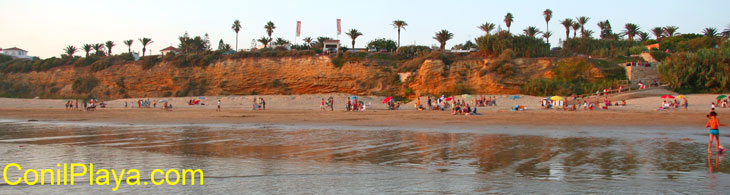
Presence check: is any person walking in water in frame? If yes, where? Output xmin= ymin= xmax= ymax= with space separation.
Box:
xmin=216 ymin=99 xmax=221 ymax=112
xmin=706 ymin=111 xmax=726 ymax=153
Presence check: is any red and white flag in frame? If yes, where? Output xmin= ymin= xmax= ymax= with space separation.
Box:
xmin=296 ymin=21 xmax=301 ymax=37
xmin=336 ymin=19 xmax=341 ymax=35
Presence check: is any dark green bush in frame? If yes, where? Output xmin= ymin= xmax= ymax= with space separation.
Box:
xmin=72 ymin=77 xmax=99 ymax=94
xmin=396 ymin=45 xmax=431 ymax=59
xmin=658 ymin=48 xmax=730 ymax=93
xmin=139 ymin=56 xmax=161 ymax=69
xmin=476 ymin=31 xmax=550 ymax=58
xmin=562 ymin=38 xmax=638 ymax=58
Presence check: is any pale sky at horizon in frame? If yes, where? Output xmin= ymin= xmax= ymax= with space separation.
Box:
xmin=1 ymin=0 xmax=728 ymax=58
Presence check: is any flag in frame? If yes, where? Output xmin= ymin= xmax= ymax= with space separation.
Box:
xmin=296 ymin=21 xmax=301 ymax=37
xmin=337 ymin=19 xmax=341 ymax=35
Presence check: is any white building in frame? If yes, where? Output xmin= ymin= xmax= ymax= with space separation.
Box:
xmin=2 ymin=47 xmax=32 ymax=59
xmin=322 ymin=40 xmax=340 ymax=54
xmin=160 ymin=46 xmax=180 ymax=55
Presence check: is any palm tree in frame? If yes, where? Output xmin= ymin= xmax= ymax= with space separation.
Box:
xmin=123 ymin=39 xmax=133 ymax=53
xmin=623 ymin=23 xmax=640 ymax=41
xmin=543 ymin=9 xmax=552 ymax=33
xmin=583 ymin=29 xmax=595 ymax=38
xmin=63 ymin=45 xmax=77 ymax=57
xmin=723 ymin=23 xmax=730 ymax=38
xmin=392 ymin=20 xmax=408 ymax=48
xmin=139 ymin=37 xmax=153 ymax=57
xmin=523 ymin=26 xmax=542 ymax=38
xmin=303 ymin=37 xmax=313 ymax=48
xmin=542 ymin=31 xmax=553 ymax=44
xmin=504 ymin=13 xmax=514 ymax=33
xmin=92 ymin=43 xmax=105 ymax=56
xmin=597 ymin=20 xmax=612 ymax=39
xmin=273 ymin=37 xmax=290 ymax=46
xmin=651 ymin=27 xmax=664 ymax=41
xmin=571 ymin=22 xmax=581 ymax=38
xmin=576 ymin=16 xmax=590 ymax=37
xmin=257 ymin=37 xmax=272 ymax=48
xmin=346 ymin=29 xmax=363 ymax=49
xmin=264 ymin=21 xmax=276 ymax=39
xmin=663 ymin=26 xmax=679 ymax=37
xmin=105 ymin=41 xmax=115 ymax=56
xmin=232 ymin=19 xmax=242 ymax=51
xmin=560 ymin=18 xmax=574 ymax=40
xmin=703 ymin=27 xmax=718 ymax=37
xmin=638 ymin=32 xmax=650 ymax=42
xmin=478 ymin=22 xmax=496 ymax=35
xmin=82 ymin=44 xmax=92 ymax=57
xmin=433 ymin=29 xmax=454 ymax=51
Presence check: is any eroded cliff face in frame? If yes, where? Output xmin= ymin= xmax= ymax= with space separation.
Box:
xmin=407 ymin=58 xmax=555 ymax=95
xmin=0 ymin=56 xmax=557 ymax=99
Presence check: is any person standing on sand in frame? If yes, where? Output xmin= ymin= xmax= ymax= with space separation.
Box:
xmin=705 ymin=111 xmax=726 ymax=153
xmin=252 ymin=97 xmax=258 ymax=110
xmin=319 ymin=98 xmax=324 ymax=111
xmin=261 ymin=98 xmax=266 ymax=110
xmin=217 ymin=99 xmax=221 ymax=112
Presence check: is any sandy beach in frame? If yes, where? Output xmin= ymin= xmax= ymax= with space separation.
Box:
xmin=0 ymin=88 xmax=727 ymax=130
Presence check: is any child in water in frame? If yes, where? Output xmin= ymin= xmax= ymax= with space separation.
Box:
xmin=705 ymin=111 xmax=726 ymax=153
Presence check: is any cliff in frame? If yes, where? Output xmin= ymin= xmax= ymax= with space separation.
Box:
xmin=0 ymin=56 xmax=558 ymax=99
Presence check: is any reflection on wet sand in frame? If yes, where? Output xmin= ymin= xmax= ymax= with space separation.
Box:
xmin=0 ymin=121 xmax=729 ymax=193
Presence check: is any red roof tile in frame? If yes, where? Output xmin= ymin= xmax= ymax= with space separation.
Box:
xmin=4 ymin=47 xmax=26 ymax=52
xmin=160 ymin=46 xmax=179 ymax=51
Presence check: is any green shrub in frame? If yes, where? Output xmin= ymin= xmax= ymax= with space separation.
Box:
xmin=629 ymin=45 xmax=647 ymax=55
xmin=562 ymin=38 xmax=638 ymax=58
xmin=476 ymin=31 xmax=550 ymax=58
xmin=396 ymin=45 xmax=431 ymax=59
xmin=139 ymin=56 xmax=161 ymax=69
xmin=658 ymin=48 xmax=730 ymax=92
xmin=649 ymin=51 xmax=669 ymax=62
xmin=72 ymin=77 xmax=99 ymax=94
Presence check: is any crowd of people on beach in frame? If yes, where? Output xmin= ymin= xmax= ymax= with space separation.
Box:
xmin=252 ymin=97 xmax=266 ymax=110
xmin=65 ymin=99 xmax=104 ymax=111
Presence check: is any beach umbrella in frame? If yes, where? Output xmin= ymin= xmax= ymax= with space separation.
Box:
xmin=382 ymin=96 xmax=393 ymax=104
xmin=717 ymin=95 xmax=727 ymax=100
xmin=444 ymin=97 xmax=453 ymax=101
xmin=661 ymin=95 xmax=675 ymax=99
xmin=509 ymin=95 xmax=521 ymax=100
xmin=461 ymin=94 xmax=472 ymax=99
xmin=550 ymin=96 xmax=563 ymax=101
xmin=197 ymin=97 xmax=205 ymax=100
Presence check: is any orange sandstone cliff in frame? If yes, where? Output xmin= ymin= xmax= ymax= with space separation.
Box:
xmin=0 ymin=56 xmax=556 ymax=99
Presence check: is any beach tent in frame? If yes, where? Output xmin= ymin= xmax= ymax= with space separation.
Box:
xmin=509 ymin=95 xmax=520 ymax=100
xmin=677 ymin=95 xmax=687 ymax=99
xmin=197 ymin=97 xmax=206 ymax=100
xmin=661 ymin=95 xmax=675 ymax=99
xmin=158 ymin=99 xmax=169 ymax=102
xmin=717 ymin=95 xmax=727 ymax=100
xmin=461 ymin=94 xmax=472 ymax=99
xmin=550 ymin=96 xmax=563 ymax=101
xmin=382 ymin=96 xmax=393 ymax=104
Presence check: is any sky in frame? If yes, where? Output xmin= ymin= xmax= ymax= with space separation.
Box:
xmin=1 ymin=0 xmax=728 ymax=59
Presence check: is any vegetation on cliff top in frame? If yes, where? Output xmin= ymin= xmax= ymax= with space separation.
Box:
xmin=659 ymin=46 xmax=730 ymax=93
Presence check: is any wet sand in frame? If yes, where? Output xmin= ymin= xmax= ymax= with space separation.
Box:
xmin=0 ymin=120 xmax=728 ymax=194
